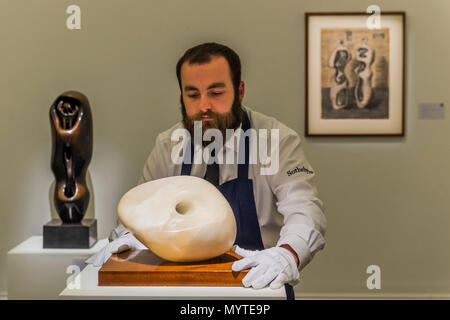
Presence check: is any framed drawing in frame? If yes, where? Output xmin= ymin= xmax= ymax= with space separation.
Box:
xmin=305 ymin=12 xmax=405 ymax=136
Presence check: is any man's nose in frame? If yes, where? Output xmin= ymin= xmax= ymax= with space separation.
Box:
xmin=199 ymin=95 xmax=212 ymax=113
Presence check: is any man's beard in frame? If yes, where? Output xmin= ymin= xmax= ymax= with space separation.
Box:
xmin=181 ymin=94 xmax=243 ymax=147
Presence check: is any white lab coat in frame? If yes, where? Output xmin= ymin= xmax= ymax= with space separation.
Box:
xmin=110 ymin=105 xmax=326 ymax=271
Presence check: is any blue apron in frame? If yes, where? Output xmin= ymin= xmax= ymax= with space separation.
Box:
xmin=180 ymin=110 xmax=295 ymax=300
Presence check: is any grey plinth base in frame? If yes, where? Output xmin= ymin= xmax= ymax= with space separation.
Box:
xmin=43 ymin=219 xmax=97 ymax=249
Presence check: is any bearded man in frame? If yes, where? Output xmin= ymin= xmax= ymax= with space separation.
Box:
xmin=87 ymin=42 xmax=326 ymax=299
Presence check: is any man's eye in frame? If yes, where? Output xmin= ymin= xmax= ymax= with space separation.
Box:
xmin=187 ymin=94 xmax=199 ymax=98
xmin=210 ymin=92 xmax=224 ymax=96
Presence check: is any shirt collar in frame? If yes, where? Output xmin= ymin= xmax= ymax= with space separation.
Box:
xmin=201 ymin=122 xmax=242 ymax=161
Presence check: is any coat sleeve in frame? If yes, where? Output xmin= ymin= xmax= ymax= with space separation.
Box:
xmin=267 ymin=132 xmax=327 ymax=271
xmin=108 ymin=134 xmax=169 ymax=241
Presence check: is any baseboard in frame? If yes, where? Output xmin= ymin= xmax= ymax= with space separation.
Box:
xmin=295 ymin=292 xmax=450 ymax=300
xmin=0 ymin=291 xmax=7 ymax=300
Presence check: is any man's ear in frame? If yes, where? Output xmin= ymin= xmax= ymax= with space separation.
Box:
xmin=238 ymin=81 xmax=245 ymax=102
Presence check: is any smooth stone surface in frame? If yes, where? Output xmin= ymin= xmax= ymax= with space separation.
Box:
xmin=118 ymin=176 xmax=236 ymax=262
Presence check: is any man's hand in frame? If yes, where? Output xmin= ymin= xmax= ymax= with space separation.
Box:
xmin=231 ymin=245 xmax=300 ymax=289
xmin=85 ymin=233 xmax=147 ymax=267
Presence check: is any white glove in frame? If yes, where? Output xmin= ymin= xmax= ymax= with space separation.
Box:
xmin=231 ymin=245 xmax=300 ymax=289
xmin=85 ymin=232 xmax=147 ymax=267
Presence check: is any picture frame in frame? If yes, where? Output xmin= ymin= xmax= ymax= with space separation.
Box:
xmin=305 ymin=12 xmax=406 ymax=136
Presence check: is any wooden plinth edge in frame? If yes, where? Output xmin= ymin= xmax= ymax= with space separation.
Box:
xmin=98 ymin=249 xmax=248 ymax=287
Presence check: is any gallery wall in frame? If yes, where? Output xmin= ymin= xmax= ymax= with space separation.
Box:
xmin=1 ymin=0 xmax=449 ymax=298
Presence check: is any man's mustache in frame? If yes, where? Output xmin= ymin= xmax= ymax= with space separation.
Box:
xmin=189 ymin=110 xmax=218 ymax=121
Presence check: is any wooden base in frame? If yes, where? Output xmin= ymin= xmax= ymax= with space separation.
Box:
xmin=98 ymin=249 xmax=248 ymax=287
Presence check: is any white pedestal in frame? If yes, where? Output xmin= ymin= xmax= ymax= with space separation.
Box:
xmin=7 ymin=236 xmax=108 ymax=299
xmin=59 ymin=264 xmax=286 ymax=300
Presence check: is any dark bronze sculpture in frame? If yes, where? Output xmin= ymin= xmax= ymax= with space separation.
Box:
xmin=50 ymin=91 xmax=93 ymax=223
xmin=44 ymin=91 xmax=97 ymax=248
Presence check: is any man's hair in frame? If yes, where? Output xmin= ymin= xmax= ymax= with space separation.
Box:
xmin=176 ymin=42 xmax=242 ymax=93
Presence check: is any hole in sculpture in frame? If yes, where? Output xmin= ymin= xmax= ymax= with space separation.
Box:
xmin=175 ymin=201 xmax=191 ymax=215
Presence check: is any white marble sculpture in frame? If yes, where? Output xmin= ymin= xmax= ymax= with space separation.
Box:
xmin=329 ymin=40 xmax=352 ymax=110
xmin=354 ymin=38 xmax=375 ymax=108
xmin=118 ymin=176 xmax=237 ymax=262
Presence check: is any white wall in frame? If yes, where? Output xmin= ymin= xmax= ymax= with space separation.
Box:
xmin=1 ymin=0 xmax=449 ymax=298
